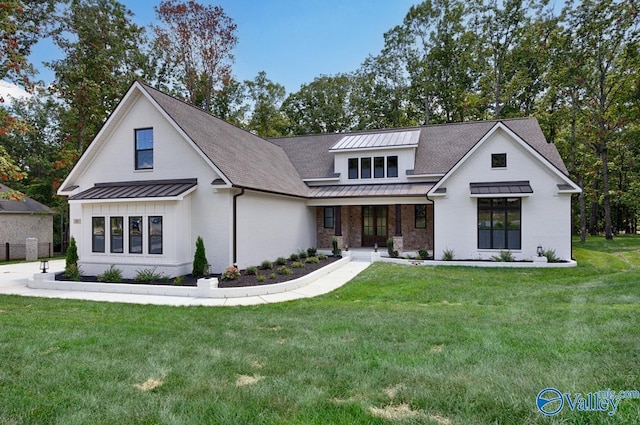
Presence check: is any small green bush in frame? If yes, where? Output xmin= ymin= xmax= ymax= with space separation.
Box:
xmin=245 ymin=266 xmax=258 ymax=275
xmin=543 ymin=248 xmax=561 ymax=263
xmin=260 ymin=260 xmax=273 ymax=270
xmin=173 ymin=275 xmax=185 ymax=286
xmin=442 ymin=249 xmax=455 ymax=261
xmin=318 ymin=254 xmax=328 ymax=260
xmin=492 ymin=250 xmax=515 ymax=262
xmin=277 ymin=266 xmax=293 ymax=275
xmin=135 ymin=268 xmax=167 ymax=282
xmin=269 ymin=273 xmax=277 ymax=279
xmin=298 ymin=251 xmax=308 ymax=259
xmin=222 ymin=266 xmax=241 ymax=281
xmin=98 ymin=265 xmax=123 ymax=283
xmin=64 ymin=237 xmax=79 ymax=278
xmin=257 ymin=274 xmax=265 ymax=282
xmin=276 ymin=257 xmax=287 ymax=265
xmin=289 ymin=253 xmax=299 ymax=261
xmin=64 ymin=263 xmax=82 ymax=281
xmin=387 ymin=238 xmax=399 ymax=258
xmin=192 ymin=236 xmax=209 ymax=278
xmin=418 ymin=249 xmax=430 ymax=260
xmin=332 ymin=237 xmax=342 ymax=256
xmin=291 ymin=261 xmax=305 ymax=268
xmin=305 ymin=256 xmax=320 ymax=264
xmin=307 ymin=247 xmax=317 ymax=257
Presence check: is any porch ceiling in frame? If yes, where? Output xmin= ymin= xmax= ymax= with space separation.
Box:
xmin=308 ymin=183 xmax=433 ymax=199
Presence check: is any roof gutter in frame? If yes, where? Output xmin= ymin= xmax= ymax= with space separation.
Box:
xmin=232 ymin=187 xmax=245 ymax=265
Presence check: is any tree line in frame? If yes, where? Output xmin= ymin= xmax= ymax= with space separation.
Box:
xmin=0 ymin=0 xmax=638 ymax=250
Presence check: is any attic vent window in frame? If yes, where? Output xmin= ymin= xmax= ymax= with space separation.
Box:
xmin=492 ymin=153 xmax=507 ymax=168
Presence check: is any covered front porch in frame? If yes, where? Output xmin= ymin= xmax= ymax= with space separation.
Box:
xmin=315 ymin=203 xmax=433 ymax=254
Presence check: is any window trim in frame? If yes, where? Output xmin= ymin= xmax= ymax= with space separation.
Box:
xmin=374 ymin=156 xmax=385 ymax=178
xmin=135 ymin=128 xmax=154 ymax=170
xmin=348 ymin=158 xmax=359 ymax=179
xmin=110 ymin=216 xmax=124 ymax=253
xmin=360 ymin=157 xmax=372 ymax=179
xmin=148 ymin=216 xmax=163 ymax=255
xmin=491 ymin=153 xmax=507 ymax=168
xmin=477 ymin=197 xmax=521 ymax=250
xmin=415 ymin=205 xmax=426 ymax=229
xmin=92 ymin=216 xmax=105 ymax=253
xmin=387 ymin=155 xmax=398 ymax=178
xmin=323 ymin=207 xmax=334 ymax=229
xmin=129 ymin=216 xmax=143 ymax=254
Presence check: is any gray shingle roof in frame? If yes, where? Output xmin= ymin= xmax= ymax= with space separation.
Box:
xmin=270 ymin=118 xmax=568 ymax=179
xmin=0 ymin=184 xmax=53 ymax=214
xmin=140 ymin=83 xmax=309 ymax=198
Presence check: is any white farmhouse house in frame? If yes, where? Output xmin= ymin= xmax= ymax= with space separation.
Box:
xmin=58 ymin=81 xmax=580 ymax=278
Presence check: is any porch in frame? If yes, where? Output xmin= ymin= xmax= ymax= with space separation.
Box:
xmin=316 ymin=204 xmax=433 ymax=253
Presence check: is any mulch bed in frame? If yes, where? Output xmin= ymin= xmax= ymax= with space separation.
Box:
xmin=54 ymin=256 xmax=341 ymax=288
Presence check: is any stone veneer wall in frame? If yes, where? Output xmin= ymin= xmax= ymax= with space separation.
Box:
xmin=315 ymin=204 xmax=433 ymax=250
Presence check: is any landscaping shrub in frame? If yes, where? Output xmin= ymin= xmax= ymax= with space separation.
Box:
xmin=192 ymin=236 xmax=209 ymax=278
xmin=332 ymin=237 xmax=342 ymax=256
xmin=222 ymin=266 xmax=241 ymax=281
xmin=305 ymin=256 xmax=320 ymax=264
xmin=418 ymin=249 xmax=430 ymax=260
xmin=277 ymin=266 xmax=293 ymax=275
xmin=260 ymin=260 xmax=273 ymax=270
xmin=269 ymin=273 xmax=276 ymax=279
xmin=318 ymin=254 xmax=328 ymax=260
xmin=289 ymin=253 xmax=299 ymax=261
xmin=298 ymin=251 xmax=308 ymax=259
xmin=276 ymin=257 xmax=287 ymax=265
xmin=291 ymin=261 xmax=305 ymax=268
xmin=64 ymin=237 xmax=79 ymax=278
xmin=173 ymin=275 xmax=184 ymax=285
xmin=442 ymin=249 xmax=455 ymax=261
xmin=543 ymin=248 xmax=561 ymax=263
xmin=492 ymin=250 xmax=515 ymax=262
xmin=245 ymin=266 xmax=258 ymax=275
xmin=307 ymin=247 xmax=317 ymax=257
xmin=135 ymin=268 xmax=168 ymax=282
xmin=257 ymin=274 xmax=265 ymax=282
xmin=98 ymin=265 xmax=123 ymax=283
xmin=387 ymin=238 xmax=399 ymax=258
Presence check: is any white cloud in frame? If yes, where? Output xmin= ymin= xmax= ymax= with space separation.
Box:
xmin=0 ymin=80 xmax=32 ymax=106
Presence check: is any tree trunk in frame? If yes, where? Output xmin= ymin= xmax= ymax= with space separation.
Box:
xmin=600 ymin=120 xmax=613 ymax=240
xmin=579 ymin=175 xmax=586 ymax=242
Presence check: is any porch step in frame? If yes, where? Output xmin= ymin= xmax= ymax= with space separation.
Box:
xmin=345 ymin=249 xmax=376 ymax=261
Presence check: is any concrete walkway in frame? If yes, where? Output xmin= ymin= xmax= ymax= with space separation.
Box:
xmin=0 ymin=259 xmax=370 ymax=306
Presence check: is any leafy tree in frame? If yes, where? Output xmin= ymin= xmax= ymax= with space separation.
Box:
xmin=153 ymin=0 xmax=238 ymax=112
xmin=210 ymin=75 xmax=248 ymax=126
xmin=47 ymin=0 xmax=149 ymax=154
xmin=245 ymin=71 xmax=287 ymax=137
xmin=282 ymin=74 xmax=355 ymax=134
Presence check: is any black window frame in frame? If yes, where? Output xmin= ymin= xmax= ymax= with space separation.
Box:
xmin=415 ymin=205 xmax=426 ymax=228
xmin=92 ymin=216 xmax=105 ymax=253
xmin=110 ymin=216 xmax=124 ymax=253
xmin=135 ymin=128 xmax=154 ymax=170
xmin=387 ymin=155 xmax=398 ymax=178
xmin=348 ymin=158 xmax=358 ymax=179
xmin=129 ymin=216 xmax=143 ymax=254
xmin=148 ymin=216 xmax=163 ymax=255
xmin=491 ymin=153 xmax=507 ymax=168
xmin=477 ymin=197 xmax=521 ymax=250
xmin=374 ymin=157 xmax=385 ymax=178
xmin=323 ymin=207 xmax=334 ymax=228
xmin=360 ymin=157 xmax=372 ymax=179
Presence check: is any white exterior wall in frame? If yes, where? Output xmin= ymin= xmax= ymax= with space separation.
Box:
xmin=67 ymin=91 xmax=233 ymax=278
xmin=333 ymin=147 xmax=416 ymax=184
xmin=235 ymin=191 xmax=315 ymax=269
xmin=433 ymin=128 xmax=574 ymax=261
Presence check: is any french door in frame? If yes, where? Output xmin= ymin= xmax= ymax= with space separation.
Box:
xmin=362 ymin=206 xmax=388 ymax=247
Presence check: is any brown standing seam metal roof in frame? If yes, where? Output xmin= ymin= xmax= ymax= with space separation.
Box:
xmin=69 ymin=179 xmax=197 ymax=200
xmin=469 ymin=181 xmax=533 ymax=195
xmin=0 ymin=184 xmax=53 ymax=214
xmin=139 ymin=83 xmax=310 ymax=198
xmin=309 ymin=183 xmax=434 ymax=198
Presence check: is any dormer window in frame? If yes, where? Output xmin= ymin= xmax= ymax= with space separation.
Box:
xmin=135 ymin=128 xmax=154 ymax=170
xmin=492 ymin=153 xmax=507 ymax=168
xmin=387 ymin=156 xmax=398 ymax=178
xmin=348 ymin=158 xmax=358 ymax=179
xmin=361 ymin=158 xmax=371 ymax=179
xmin=348 ymin=155 xmax=399 ymax=180
xmin=374 ymin=157 xmax=385 ymax=178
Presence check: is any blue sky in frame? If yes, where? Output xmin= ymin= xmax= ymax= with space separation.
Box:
xmin=27 ymin=0 xmax=418 ymax=94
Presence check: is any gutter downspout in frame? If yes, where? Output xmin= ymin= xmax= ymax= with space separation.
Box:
xmin=233 ymin=187 xmax=245 ymax=265
xmin=426 ymin=192 xmax=434 ymax=259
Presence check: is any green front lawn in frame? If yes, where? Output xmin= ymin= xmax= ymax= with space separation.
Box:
xmin=1 ymin=236 xmax=639 ymax=424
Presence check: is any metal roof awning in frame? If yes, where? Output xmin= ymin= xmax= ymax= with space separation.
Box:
xmin=470 ymin=181 xmax=533 ymax=196
xmin=308 ymin=183 xmax=433 ymax=199
xmin=329 ymin=130 xmax=420 ymax=151
xmin=69 ymin=179 xmax=197 ymax=201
